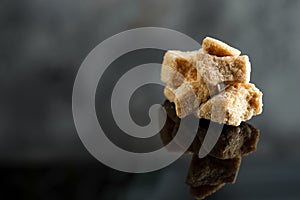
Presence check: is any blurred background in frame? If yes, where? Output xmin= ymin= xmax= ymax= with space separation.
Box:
xmin=1 ymin=0 xmax=300 ymax=199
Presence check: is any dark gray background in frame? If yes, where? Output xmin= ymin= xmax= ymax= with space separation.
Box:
xmin=1 ymin=0 xmax=299 ymax=199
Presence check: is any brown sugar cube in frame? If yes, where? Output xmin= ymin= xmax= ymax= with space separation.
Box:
xmin=197 ymin=83 xmax=263 ymax=126
xmin=186 ymin=154 xmax=241 ymax=187
xmin=189 ymin=184 xmax=225 ymax=200
xmin=171 ymin=81 xmax=208 ymax=118
xmin=202 ymin=37 xmax=241 ymax=57
xmin=197 ymin=49 xmax=251 ymax=85
xmin=164 ymin=80 xmax=219 ymax=118
xmin=161 ymin=50 xmax=198 ymax=88
xmin=164 ymin=87 xmax=176 ymax=103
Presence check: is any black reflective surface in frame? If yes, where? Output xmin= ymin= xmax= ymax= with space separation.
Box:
xmin=160 ymin=100 xmax=260 ymax=199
